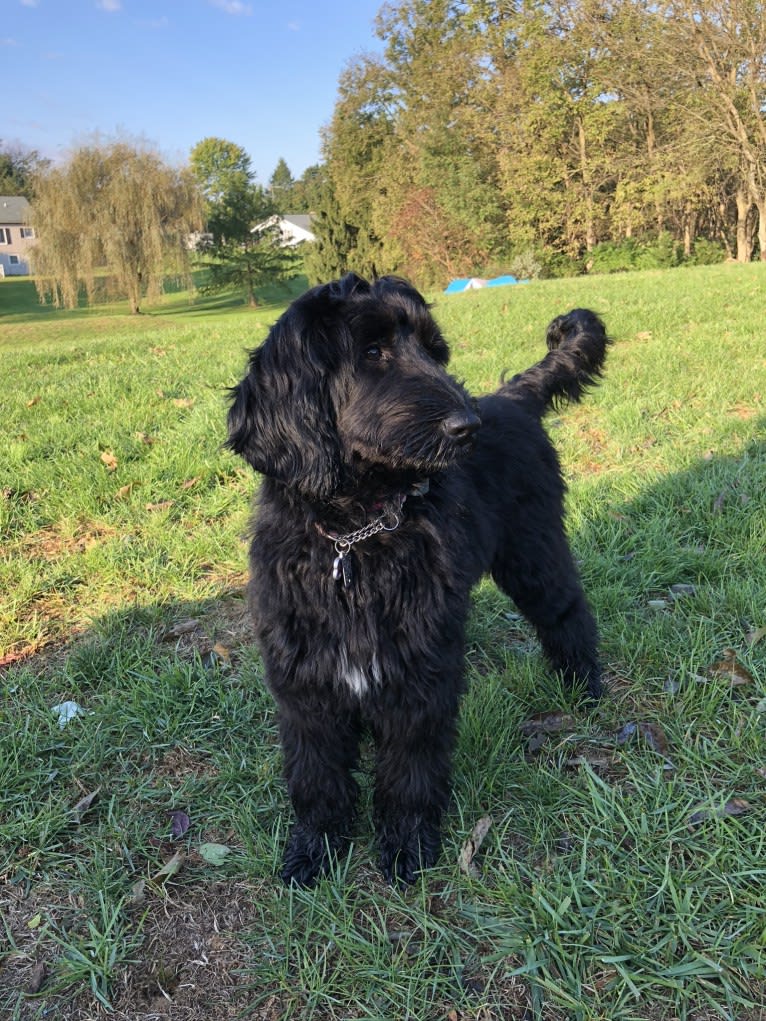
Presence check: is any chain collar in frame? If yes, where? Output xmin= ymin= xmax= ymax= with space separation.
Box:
xmin=314 ymin=480 xmax=429 ymax=588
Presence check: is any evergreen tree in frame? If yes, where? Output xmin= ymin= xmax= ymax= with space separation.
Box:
xmin=269 ymin=158 xmax=295 ymax=209
xmin=190 ymin=137 xmax=297 ymax=304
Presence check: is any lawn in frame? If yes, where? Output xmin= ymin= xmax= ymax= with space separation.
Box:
xmin=1 ymin=265 xmax=765 ymax=1020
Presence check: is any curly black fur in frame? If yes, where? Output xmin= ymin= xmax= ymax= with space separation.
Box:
xmin=227 ymin=273 xmax=610 ymax=886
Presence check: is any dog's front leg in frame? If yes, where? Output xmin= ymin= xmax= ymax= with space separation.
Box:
xmin=277 ymin=698 xmax=362 ymax=886
xmin=372 ymin=695 xmax=460 ymax=885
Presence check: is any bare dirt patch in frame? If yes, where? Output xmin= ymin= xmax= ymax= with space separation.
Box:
xmin=0 ymin=877 xmax=284 ymax=1021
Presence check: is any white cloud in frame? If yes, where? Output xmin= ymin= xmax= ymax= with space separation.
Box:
xmin=137 ymin=16 xmax=170 ymax=29
xmin=287 ymin=19 xmax=301 ymax=31
xmin=96 ymin=0 xmax=122 ymax=11
xmin=210 ymin=0 xmax=253 ymax=15
xmin=20 ymin=1 xmax=40 ymax=9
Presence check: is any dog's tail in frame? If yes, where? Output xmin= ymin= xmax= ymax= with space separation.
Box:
xmin=501 ymin=309 xmax=610 ymax=417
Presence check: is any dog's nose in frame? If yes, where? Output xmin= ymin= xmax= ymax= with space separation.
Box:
xmin=443 ymin=410 xmax=481 ymax=442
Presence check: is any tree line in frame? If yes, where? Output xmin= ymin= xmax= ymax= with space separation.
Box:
xmin=308 ymin=0 xmax=766 ymax=285
xmin=7 ymin=135 xmax=307 ymax=313
xmin=6 ymin=0 xmax=765 ymax=308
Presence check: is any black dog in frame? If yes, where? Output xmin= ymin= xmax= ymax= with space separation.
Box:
xmin=227 ymin=273 xmax=609 ymax=886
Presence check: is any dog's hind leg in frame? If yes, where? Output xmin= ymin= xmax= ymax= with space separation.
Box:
xmin=277 ymin=699 xmax=362 ymax=886
xmin=492 ymin=534 xmax=603 ymax=702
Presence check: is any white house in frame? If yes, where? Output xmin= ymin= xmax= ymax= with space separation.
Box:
xmin=0 ymin=196 xmax=35 ymax=276
xmin=253 ymin=214 xmax=315 ymax=247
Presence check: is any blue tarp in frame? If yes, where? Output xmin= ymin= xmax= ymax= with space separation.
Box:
xmin=444 ymin=278 xmax=475 ymax=294
xmin=444 ymin=274 xmax=526 ymax=293
xmin=486 ymin=275 xmax=519 ymax=287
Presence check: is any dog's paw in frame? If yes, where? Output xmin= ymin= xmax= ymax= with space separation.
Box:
xmin=378 ymin=825 xmax=441 ymax=886
xmin=585 ymin=674 xmax=604 ymax=703
xmin=280 ymin=825 xmax=342 ymax=887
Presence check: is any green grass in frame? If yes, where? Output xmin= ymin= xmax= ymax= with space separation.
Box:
xmin=1 ymin=264 xmax=765 ymax=1020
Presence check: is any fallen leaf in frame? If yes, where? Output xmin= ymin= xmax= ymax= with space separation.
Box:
xmin=669 ymin=583 xmax=696 ymax=599
xmin=151 ymin=850 xmax=185 ymax=883
xmin=135 ymin=432 xmax=158 ymax=445
xmin=100 ymin=451 xmax=118 ymax=472
xmin=519 ymin=711 xmax=576 ymax=736
xmin=745 ymin=626 xmax=766 ymax=647
xmin=616 ymin=721 xmax=671 ymax=759
xmin=26 ymin=395 xmax=42 ymax=407
xmin=129 ymin=878 xmax=146 ymax=906
xmin=181 ymin=476 xmax=202 ymax=490
xmin=26 ymin=960 xmax=46 ymax=995
xmin=565 ymin=752 xmax=615 ymax=769
xmin=172 ymin=397 xmax=194 ymax=409
xmin=0 ymin=645 xmax=38 ymax=669
xmin=199 ymin=842 xmax=231 ymax=866
xmin=707 ymin=648 xmax=755 ymax=687
xmin=458 ymin=815 xmax=492 ymax=877
xmin=729 ymin=402 xmax=757 ymax=420
xmin=115 ymin=483 xmax=135 ymax=500
xmin=169 ymin=810 xmax=190 ymax=839
xmin=201 ymin=644 xmax=231 ymax=671
xmin=71 ymin=786 xmax=101 ymax=823
xmin=688 ymin=798 xmax=752 ymax=827
xmin=145 ymin=500 xmax=174 ymax=512
xmin=27 ymin=913 xmax=42 ymax=930
xmin=161 ymin=618 xmax=200 ymax=641
xmin=648 ymin=599 xmax=669 ymax=610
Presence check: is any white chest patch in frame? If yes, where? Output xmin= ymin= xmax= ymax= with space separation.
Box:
xmin=338 ymin=648 xmax=382 ymax=698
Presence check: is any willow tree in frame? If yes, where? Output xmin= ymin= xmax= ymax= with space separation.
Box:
xmin=31 ymin=140 xmax=202 ymax=313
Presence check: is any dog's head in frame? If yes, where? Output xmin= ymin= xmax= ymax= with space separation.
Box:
xmin=227 ymin=273 xmax=479 ymax=500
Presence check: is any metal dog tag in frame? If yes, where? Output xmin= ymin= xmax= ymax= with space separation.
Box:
xmin=332 ymin=550 xmax=354 ymax=587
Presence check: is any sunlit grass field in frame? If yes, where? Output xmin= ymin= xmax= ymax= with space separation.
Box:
xmin=1 ymin=264 xmax=765 ymax=1020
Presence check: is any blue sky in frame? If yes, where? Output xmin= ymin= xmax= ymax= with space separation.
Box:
xmin=3 ymin=0 xmax=385 ymax=184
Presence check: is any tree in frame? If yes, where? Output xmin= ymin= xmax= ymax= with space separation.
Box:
xmin=659 ymin=0 xmax=766 ymax=261
xmin=316 ymin=55 xmax=395 ymax=280
xmin=190 ymin=137 xmax=297 ymax=304
xmin=268 ymin=158 xmax=295 ymax=209
xmin=202 ymin=224 xmax=298 ymax=306
xmin=0 ymin=142 xmax=49 ymax=198
xmin=303 ymin=168 xmax=360 ymax=284
xmin=289 ymin=164 xmax=324 ymax=213
xmin=31 ymin=139 xmax=202 ymax=314
xmin=189 ymin=137 xmax=258 ymax=244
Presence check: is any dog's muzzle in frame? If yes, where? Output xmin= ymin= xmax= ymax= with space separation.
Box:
xmin=442 ymin=409 xmax=481 ymax=446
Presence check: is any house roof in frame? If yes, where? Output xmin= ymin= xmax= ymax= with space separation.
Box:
xmin=0 ymin=196 xmax=31 ymax=224
xmin=281 ymin=214 xmax=313 ymax=231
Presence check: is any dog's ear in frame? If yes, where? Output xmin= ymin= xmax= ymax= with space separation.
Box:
xmin=226 ymin=283 xmax=359 ymax=499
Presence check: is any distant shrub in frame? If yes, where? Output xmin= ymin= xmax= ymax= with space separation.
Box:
xmin=636 ymin=232 xmax=683 ymax=269
xmin=538 ymin=249 xmax=585 ymax=279
xmin=686 ymin=238 xmax=726 ymax=266
xmin=507 ymin=249 xmax=544 ymax=280
xmin=589 ymin=232 xmax=691 ymax=274
xmin=588 ymin=238 xmax=641 ymax=273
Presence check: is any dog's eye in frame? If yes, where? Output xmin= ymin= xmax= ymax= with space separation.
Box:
xmin=365 ymin=345 xmax=383 ymax=361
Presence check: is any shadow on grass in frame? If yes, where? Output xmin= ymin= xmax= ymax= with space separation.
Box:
xmin=0 ymin=273 xmax=310 ymax=325
xmin=3 ymin=436 xmax=765 ymax=1021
